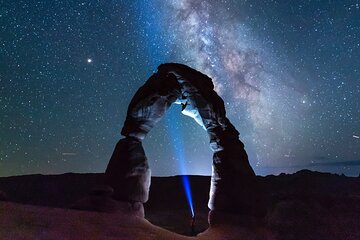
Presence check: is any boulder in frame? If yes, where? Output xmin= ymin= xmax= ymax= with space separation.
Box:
xmin=0 ymin=190 xmax=8 ymax=201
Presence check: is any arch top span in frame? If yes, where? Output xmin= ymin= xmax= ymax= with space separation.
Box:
xmin=121 ymin=63 xmax=238 ymax=153
xmin=105 ymin=63 xmax=265 ymax=222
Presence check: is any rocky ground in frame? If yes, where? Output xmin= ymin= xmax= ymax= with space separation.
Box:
xmin=0 ymin=170 xmax=359 ymax=240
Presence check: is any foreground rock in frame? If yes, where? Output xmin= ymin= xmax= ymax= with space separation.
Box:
xmin=0 ymin=201 xmax=273 ymax=240
xmin=0 ymin=171 xmax=359 ymax=239
xmin=0 ymin=201 xmax=185 ymax=240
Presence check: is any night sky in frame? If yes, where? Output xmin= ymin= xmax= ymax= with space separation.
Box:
xmin=1 ymin=0 xmax=359 ymax=177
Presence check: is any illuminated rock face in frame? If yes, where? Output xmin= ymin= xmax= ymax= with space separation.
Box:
xmin=105 ymin=63 xmax=259 ymax=216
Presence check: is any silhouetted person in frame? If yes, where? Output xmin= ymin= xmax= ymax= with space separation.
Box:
xmin=190 ymin=215 xmax=196 ymax=235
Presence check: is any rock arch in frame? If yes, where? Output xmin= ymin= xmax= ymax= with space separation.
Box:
xmin=105 ymin=63 xmax=263 ymax=219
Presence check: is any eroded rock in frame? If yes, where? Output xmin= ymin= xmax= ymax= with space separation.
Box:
xmin=105 ymin=63 xmax=263 ymax=221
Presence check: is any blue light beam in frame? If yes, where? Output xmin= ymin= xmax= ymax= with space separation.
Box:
xmin=166 ymin=107 xmax=195 ymax=217
xmin=136 ymin=1 xmax=194 ymax=216
xmin=181 ymin=174 xmax=195 ymax=217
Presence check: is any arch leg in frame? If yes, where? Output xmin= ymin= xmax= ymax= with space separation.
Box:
xmin=105 ymin=138 xmax=151 ymax=203
xmin=105 ymin=72 xmax=181 ymax=204
xmin=207 ymin=124 xmax=266 ymax=222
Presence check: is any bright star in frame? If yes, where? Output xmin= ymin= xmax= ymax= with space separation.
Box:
xmin=87 ymin=58 xmax=92 ymax=63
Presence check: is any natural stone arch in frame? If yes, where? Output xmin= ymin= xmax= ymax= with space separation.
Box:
xmin=105 ymin=63 xmax=264 ymax=221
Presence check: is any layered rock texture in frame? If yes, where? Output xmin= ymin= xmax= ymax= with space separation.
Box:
xmin=105 ymin=63 xmax=263 ymax=219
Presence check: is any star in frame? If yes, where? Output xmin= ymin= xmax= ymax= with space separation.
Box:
xmin=0 ymin=0 xmax=359 ymax=177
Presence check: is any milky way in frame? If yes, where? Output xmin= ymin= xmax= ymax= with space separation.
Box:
xmin=0 ymin=0 xmax=359 ymax=177
xmin=155 ymin=0 xmax=360 ymax=175
xmin=161 ymin=0 xmax=305 ymax=169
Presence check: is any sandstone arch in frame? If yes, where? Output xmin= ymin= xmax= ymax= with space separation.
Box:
xmin=105 ymin=63 xmax=263 ymax=219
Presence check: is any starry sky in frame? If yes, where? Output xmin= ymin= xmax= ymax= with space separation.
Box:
xmin=0 ymin=0 xmax=359 ymax=177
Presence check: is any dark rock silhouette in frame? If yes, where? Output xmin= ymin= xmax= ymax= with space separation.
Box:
xmin=0 ymin=190 xmax=7 ymax=201
xmin=0 ymin=171 xmax=359 ymax=239
xmin=70 ymin=185 xmax=145 ymax=217
xmin=105 ymin=63 xmax=264 ymax=221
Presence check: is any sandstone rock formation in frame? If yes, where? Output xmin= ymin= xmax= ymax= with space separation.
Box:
xmin=105 ymin=63 xmax=264 ymax=221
